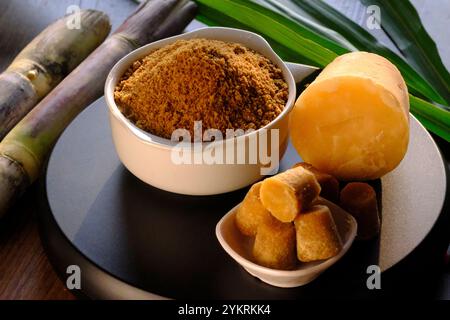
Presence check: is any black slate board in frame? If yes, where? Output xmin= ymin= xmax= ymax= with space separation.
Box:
xmin=39 ymin=98 xmax=447 ymax=299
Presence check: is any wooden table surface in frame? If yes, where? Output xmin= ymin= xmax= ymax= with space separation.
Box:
xmin=0 ymin=0 xmax=449 ymax=300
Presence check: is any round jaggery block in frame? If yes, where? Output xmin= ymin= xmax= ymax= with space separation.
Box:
xmin=260 ymin=166 xmax=321 ymax=222
xmin=290 ymin=52 xmax=409 ymax=180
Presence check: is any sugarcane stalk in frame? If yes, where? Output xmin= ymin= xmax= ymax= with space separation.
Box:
xmin=0 ymin=0 xmax=197 ymax=217
xmin=0 ymin=10 xmax=111 ymax=140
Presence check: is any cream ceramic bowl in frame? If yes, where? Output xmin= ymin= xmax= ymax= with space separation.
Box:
xmin=216 ymin=198 xmax=358 ymax=287
xmin=105 ymin=27 xmax=317 ymax=195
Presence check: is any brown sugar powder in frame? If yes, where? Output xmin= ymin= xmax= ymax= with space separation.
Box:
xmin=114 ymin=38 xmax=288 ymax=140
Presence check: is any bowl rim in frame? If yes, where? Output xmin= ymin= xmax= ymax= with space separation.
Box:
xmin=216 ymin=201 xmax=358 ymax=278
xmin=104 ymin=27 xmax=297 ymax=151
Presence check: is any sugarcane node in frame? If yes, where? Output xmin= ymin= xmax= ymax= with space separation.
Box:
xmin=26 ymin=70 xmax=38 ymax=81
xmin=0 ymin=9 xmax=111 ymax=141
xmin=0 ymin=155 xmax=30 ymax=218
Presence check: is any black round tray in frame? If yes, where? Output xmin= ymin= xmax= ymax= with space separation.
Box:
xmin=38 ymin=98 xmax=449 ymax=299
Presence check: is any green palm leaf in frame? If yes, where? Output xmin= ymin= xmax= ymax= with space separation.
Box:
xmin=195 ymin=4 xmax=309 ymax=63
xmin=193 ymin=0 xmax=450 ymax=141
xmin=269 ymin=0 xmax=447 ymax=106
xmin=361 ymin=0 xmax=450 ymax=105
xmin=410 ymin=95 xmax=450 ymax=141
xmin=195 ymin=0 xmax=340 ymax=66
xmin=253 ymin=0 xmax=359 ymax=51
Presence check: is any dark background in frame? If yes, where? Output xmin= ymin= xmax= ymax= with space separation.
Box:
xmin=0 ymin=0 xmax=448 ymax=299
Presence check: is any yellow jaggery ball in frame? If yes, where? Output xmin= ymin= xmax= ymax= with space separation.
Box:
xmin=290 ymin=52 xmax=410 ymax=180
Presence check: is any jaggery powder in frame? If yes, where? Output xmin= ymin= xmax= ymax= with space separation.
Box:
xmin=114 ymin=38 xmax=288 ymax=140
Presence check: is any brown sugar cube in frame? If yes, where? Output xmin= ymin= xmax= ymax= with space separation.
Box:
xmin=253 ymin=216 xmax=297 ymax=270
xmin=294 ymin=205 xmax=343 ymax=262
xmin=235 ymin=182 xmax=271 ymax=236
xmin=260 ymin=166 xmax=321 ymax=223
xmin=293 ymin=162 xmax=340 ymax=203
xmin=340 ymin=182 xmax=380 ymax=240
